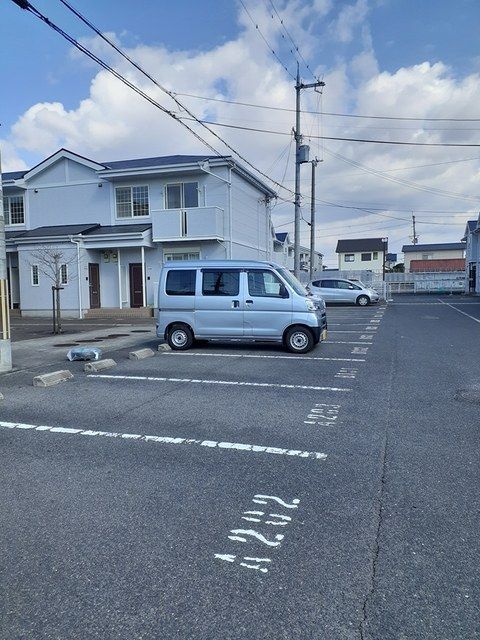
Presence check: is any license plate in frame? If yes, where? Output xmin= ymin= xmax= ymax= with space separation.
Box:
xmin=321 ymin=329 xmax=328 ymax=341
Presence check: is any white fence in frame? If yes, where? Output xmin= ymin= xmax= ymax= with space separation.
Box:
xmin=299 ymin=269 xmax=466 ymax=298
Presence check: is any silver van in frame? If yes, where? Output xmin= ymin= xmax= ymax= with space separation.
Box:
xmin=308 ymin=278 xmax=380 ymax=306
xmin=157 ymin=260 xmax=327 ymax=353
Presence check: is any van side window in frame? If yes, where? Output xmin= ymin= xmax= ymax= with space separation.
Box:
xmin=202 ymin=270 xmax=239 ymax=296
xmin=247 ymin=269 xmax=286 ymax=298
xmin=166 ymin=269 xmax=196 ymax=295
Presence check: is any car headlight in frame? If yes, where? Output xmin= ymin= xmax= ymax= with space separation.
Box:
xmin=306 ymin=299 xmax=316 ymax=311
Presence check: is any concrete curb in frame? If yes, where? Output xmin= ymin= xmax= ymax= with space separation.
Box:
xmin=157 ymin=343 xmax=172 ymax=352
xmin=33 ymin=370 xmax=74 ymax=387
xmin=84 ymin=358 xmax=117 ymax=372
xmin=129 ymin=348 xmax=156 ymax=360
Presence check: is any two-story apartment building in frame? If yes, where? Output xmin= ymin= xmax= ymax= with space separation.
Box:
xmin=402 ymin=242 xmax=466 ymax=273
xmin=3 ymin=148 xmax=276 ymax=316
xmin=463 ymin=218 xmax=480 ymax=293
xmin=336 ymin=238 xmax=387 ymax=272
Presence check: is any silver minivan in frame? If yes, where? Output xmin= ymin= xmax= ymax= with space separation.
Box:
xmin=308 ymin=278 xmax=380 ymax=306
xmin=157 ymin=260 xmax=327 ymax=353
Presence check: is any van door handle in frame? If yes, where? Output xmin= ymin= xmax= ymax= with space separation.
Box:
xmin=246 ymin=300 xmax=253 ymax=304
xmin=232 ymin=300 xmax=240 ymax=308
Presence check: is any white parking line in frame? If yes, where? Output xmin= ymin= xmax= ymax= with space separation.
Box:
xmin=328 ymin=330 xmax=376 ymax=333
xmin=0 ymin=420 xmax=328 ymax=461
xmin=438 ymin=299 xmax=480 ymax=324
xmin=328 ymin=340 xmax=373 ymax=345
xmin=88 ymin=374 xmax=352 ymax=392
xmin=160 ymin=352 xmax=365 ymax=362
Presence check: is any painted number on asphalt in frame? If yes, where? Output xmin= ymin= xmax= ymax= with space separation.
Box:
xmin=304 ymin=403 xmax=341 ymax=426
xmin=214 ymin=494 xmax=300 ymax=574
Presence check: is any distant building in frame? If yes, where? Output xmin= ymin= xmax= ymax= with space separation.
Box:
xmin=402 ymin=242 xmax=466 ymax=273
xmin=273 ymin=232 xmax=323 ymax=272
xmin=463 ymin=218 xmax=480 ymax=293
xmin=336 ymin=238 xmax=387 ymax=271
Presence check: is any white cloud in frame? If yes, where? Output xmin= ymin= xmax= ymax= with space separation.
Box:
xmin=0 ymin=139 xmax=28 ymax=172
xmin=3 ymin=1 xmax=480 ymax=265
xmin=330 ymin=0 xmax=369 ymax=44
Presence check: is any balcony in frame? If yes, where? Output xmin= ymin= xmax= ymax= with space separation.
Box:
xmin=152 ymin=206 xmax=224 ymax=242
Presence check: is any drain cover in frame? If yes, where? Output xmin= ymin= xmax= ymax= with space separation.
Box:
xmin=106 ymin=333 xmax=130 ymax=338
xmin=130 ymin=329 xmax=152 ymax=333
xmin=455 ymin=386 xmax=480 ymax=404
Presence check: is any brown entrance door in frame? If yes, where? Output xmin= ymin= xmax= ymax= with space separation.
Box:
xmin=129 ymin=263 xmax=144 ymax=308
xmin=88 ymin=263 xmax=101 ymax=308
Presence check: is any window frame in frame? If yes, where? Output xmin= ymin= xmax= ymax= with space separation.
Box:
xmin=344 ymin=254 xmax=355 ymax=262
xmin=3 ymin=194 xmax=25 ymax=226
xmin=361 ymin=252 xmax=372 ymax=262
xmin=165 ymin=181 xmax=199 ymax=210
xmin=31 ymin=264 xmax=39 ymax=286
xmin=165 ymin=269 xmax=196 ymax=296
xmin=163 ymin=251 xmax=200 ymax=262
xmin=247 ymin=269 xmax=288 ymax=299
xmin=201 ymin=269 xmax=240 ymax=297
xmin=373 ymin=251 xmax=378 ymax=260
xmin=60 ymin=264 xmax=68 ymax=286
xmin=115 ymin=185 xmax=150 ymax=219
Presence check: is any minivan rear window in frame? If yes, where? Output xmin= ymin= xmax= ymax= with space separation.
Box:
xmin=166 ymin=269 xmax=196 ymax=296
xmin=202 ymin=270 xmax=239 ymax=296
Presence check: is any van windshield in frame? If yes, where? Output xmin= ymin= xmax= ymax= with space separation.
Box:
xmin=277 ymin=268 xmax=308 ymax=296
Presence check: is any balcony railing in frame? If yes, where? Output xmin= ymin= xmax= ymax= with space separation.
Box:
xmin=152 ymin=206 xmax=224 ymax=242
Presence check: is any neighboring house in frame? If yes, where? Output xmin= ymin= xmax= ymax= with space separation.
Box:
xmin=3 ymin=148 xmax=276 ymax=316
xmin=273 ymin=232 xmax=323 ymax=272
xmin=463 ymin=218 xmax=480 ymax=293
xmin=402 ymin=242 xmax=466 ymax=273
xmin=336 ymin=238 xmax=387 ymax=271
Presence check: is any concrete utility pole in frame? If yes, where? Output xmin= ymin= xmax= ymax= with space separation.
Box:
xmin=412 ymin=213 xmax=418 ymax=245
xmin=294 ymin=65 xmax=325 ymax=278
xmin=0 ymin=147 xmax=13 ymax=372
xmin=309 ymin=158 xmax=318 ymax=281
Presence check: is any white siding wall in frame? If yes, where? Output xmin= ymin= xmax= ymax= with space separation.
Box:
xmin=338 ymin=251 xmax=384 ymax=271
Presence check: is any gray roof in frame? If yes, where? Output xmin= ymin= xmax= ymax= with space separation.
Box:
xmin=86 ymin=224 xmax=151 ymax=235
xmin=466 ymin=220 xmax=478 ymax=232
xmin=402 ymin=242 xmax=465 ymax=252
xmin=336 ymin=238 xmax=386 ymax=253
xmin=102 ymin=155 xmax=222 ymax=170
xmin=275 ymin=232 xmax=289 ymax=242
xmin=2 ymin=170 xmax=27 ymax=181
xmin=5 ymin=230 xmax=29 ymax=240
xmin=15 ymin=224 xmax=100 ymax=239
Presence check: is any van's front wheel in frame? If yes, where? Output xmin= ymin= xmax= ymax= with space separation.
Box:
xmin=167 ymin=324 xmax=194 ymax=350
xmin=285 ymin=326 xmax=314 ymax=354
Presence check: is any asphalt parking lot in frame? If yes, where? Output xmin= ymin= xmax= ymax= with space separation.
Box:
xmin=1 ymin=296 xmax=479 ymax=639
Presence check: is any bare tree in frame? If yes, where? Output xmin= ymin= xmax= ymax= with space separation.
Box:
xmin=28 ymin=246 xmax=78 ymax=334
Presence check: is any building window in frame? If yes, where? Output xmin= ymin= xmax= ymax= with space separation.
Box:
xmin=344 ymin=254 xmax=355 ymax=262
xmin=165 ymin=269 xmax=196 ymax=296
xmin=422 ymin=253 xmax=433 ymax=260
xmin=31 ymin=265 xmax=39 ymax=286
xmin=202 ymin=270 xmax=239 ymax=296
xmin=115 ymin=186 xmax=149 ymax=218
xmin=361 ymin=252 xmax=372 ymax=261
xmin=60 ymin=264 xmax=68 ymax=285
xmin=165 ymin=182 xmax=199 ymax=209
xmin=163 ymin=252 xmax=200 ymax=262
xmin=3 ymin=195 xmax=25 ymax=225
xmin=373 ymin=251 xmax=378 ymax=260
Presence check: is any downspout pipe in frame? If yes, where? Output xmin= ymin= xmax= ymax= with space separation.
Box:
xmin=69 ymin=235 xmax=83 ymax=320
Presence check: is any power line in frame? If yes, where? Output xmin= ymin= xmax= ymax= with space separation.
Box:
xmin=323 ymin=147 xmax=480 ymax=203
xmin=267 ymin=0 xmax=318 ymax=81
xmin=238 ymin=0 xmax=296 ymax=80
xmin=12 ymin=0 xmax=297 ymax=199
xmin=173 ymin=92 xmax=480 ymax=123
xmin=178 ymin=116 xmax=480 ymax=148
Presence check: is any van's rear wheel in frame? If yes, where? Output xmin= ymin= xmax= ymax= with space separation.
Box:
xmin=285 ymin=326 xmax=314 ymax=354
xmin=167 ymin=324 xmax=194 ymax=350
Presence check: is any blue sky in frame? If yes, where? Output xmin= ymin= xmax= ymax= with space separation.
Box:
xmin=2 ymin=0 xmax=480 ymax=263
